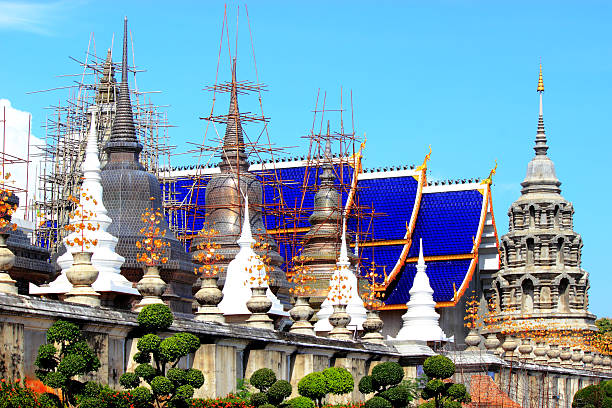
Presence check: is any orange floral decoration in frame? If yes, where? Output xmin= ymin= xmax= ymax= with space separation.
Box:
xmin=244 ymin=239 xmax=273 ymax=287
xmin=327 ymin=266 xmax=352 ymax=305
xmin=361 ymin=262 xmax=384 ymax=310
xmin=464 ymin=293 xmax=482 ymax=330
xmin=0 ymin=173 xmax=18 ymax=232
xmin=193 ymin=225 xmax=223 ymax=278
xmin=135 ymin=201 xmax=170 ymax=267
xmin=288 ymin=255 xmax=315 ymax=297
xmin=64 ymin=193 xmax=99 ymax=252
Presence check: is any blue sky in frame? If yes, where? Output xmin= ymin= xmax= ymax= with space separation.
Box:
xmin=1 ymin=1 xmax=611 ymax=317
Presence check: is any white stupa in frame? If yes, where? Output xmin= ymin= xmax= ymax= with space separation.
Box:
xmin=30 ymin=108 xmax=138 ymax=296
xmin=218 ymin=195 xmax=287 ymax=317
xmin=314 ymin=220 xmax=367 ymax=333
xmin=393 ymin=239 xmax=447 ymax=342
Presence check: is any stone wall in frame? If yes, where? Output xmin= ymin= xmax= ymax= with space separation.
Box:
xmin=0 ymin=293 xmax=406 ymax=401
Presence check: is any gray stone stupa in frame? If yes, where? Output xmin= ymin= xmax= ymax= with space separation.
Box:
xmin=190 ymin=59 xmax=290 ymax=305
xmin=101 ymin=17 xmax=194 ymax=312
xmin=490 ymin=65 xmax=596 ymax=344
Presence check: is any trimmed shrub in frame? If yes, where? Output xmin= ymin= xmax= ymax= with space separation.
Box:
xmin=151 ymin=375 xmax=174 ymax=395
xmin=135 ymin=363 xmax=157 ymax=382
xmin=287 ymin=396 xmax=316 ymax=408
xmin=167 ymin=367 xmax=187 ymax=385
xmin=419 ymin=355 xmax=467 ymax=408
xmin=119 ymin=372 xmax=141 ymax=389
xmin=371 ymin=362 xmax=404 ymax=391
xmin=175 ymin=384 xmax=195 ymax=399
xmin=573 ymin=384 xmax=606 ymax=408
xmin=423 ymin=355 xmax=454 ymax=380
xmin=268 ymin=380 xmax=293 ymax=405
xmin=132 ymin=386 xmax=153 ymax=406
xmin=446 ymin=384 xmax=468 ymax=402
xmin=298 ymin=372 xmax=328 ymax=406
xmin=379 ymin=385 xmax=411 ymax=408
xmin=359 ymin=375 xmax=374 ymax=394
xmin=137 ymin=303 xmax=174 ymax=331
xmin=260 ymin=404 xmax=276 ymax=408
xmin=251 ymin=392 xmax=269 ymax=407
xmin=175 ymin=332 xmax=200 ymax=354
xmin=365 ymin=396 xmax=393 ymax=408
xmin=137 ymin=333 xmax=161 ymax=353
xmin=186 ymin=368 xmax=206 ymax=389
xmin=322 ymin=367 xmax=354 ymax=395
xmin=133 ymin=351 xmax=151 ymax=364
xmin=251 ymin=368 xmax=277 ymax=392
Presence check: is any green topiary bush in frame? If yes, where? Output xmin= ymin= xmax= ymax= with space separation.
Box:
xmin=151 ymin=375 xmax=174 ymax=395
xmin=358 ymin=362 xmax=412 ymax=408
xmin=175 ymin=384 xmax=195 ymax=400
xmin=251 ymin=392 xmax=269 ymax=407
xmin=34 ymin=320 xmax=101 ymax=407
xmin=286 ymin=396 xmax=316 ymax=408
xmin=359 ymin=375 xmax=374 ymax=394
xmin=167 ymin=367 xmax=188 ymax=385
xmin=573 ymin=384 xmax=607 ymax=408
xmin=186 ymin=368 xmax=206 ymax=389
xmin=260 ymin=404 xmax=276 ymax=408
xmin=137 ymin=303 xmax=174 ymax=331
xmin=251 ymin=368 xmax=278 ymax=392
xmin=371 ymin=362 xmax=404 ymax=391
xmin=122 ymin=304 xmax=204 ymax=408
xmin=379 ymin=385 xmax=411 ymax=408
xmin=268 ymin=380 xmax=293 ymax=405
xmin=322 ymin=367 xmax=354 ymax=395
xmin=137 ymin=333 xmax=162 ymax=353
xmin=135 ymin=363 xmax=157 ymax=382
xmin=419 ymin=355 xmax=468 ymax=408
xmin=423 ymin=355 xmax=455 ymax=380
xmin=298 ymin=372 xmax=328 ymax=407
xmin=119 ymin=372 xmax=141 ymax=389
xmin=365 ymin=396 xmax=393 ymax=408
xmin=132 ymin=386 xmax=153 ymax=407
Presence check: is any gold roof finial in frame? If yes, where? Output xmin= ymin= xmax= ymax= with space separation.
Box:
xmin=481 ymin=159 xmax=498 ymax=185
xmin=537 ymin=63 xmax=545 ymax=92
xmin=416 ymin=145 xmax=432 ymax=171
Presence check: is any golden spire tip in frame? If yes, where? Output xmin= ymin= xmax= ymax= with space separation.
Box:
xmin=537 ymin=63 xmax=545 ymax=92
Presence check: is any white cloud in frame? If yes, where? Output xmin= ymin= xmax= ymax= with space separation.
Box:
xmin=0 ymin=1 xmax=73 ymax=35
xmin=0 ymin=99 xmax=43 ymax=219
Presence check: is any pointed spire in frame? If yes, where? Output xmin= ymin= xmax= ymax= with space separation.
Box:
xmin=337 ymin=217 xmax=350 ymax=267
xmin=237 ymin=194 xmax=255 ymax=247
xmin=319 ymin=122 xmax=335 ymax=187
xmin=520 ymin=63 xmax=561 ymax=195
xmin=534 ymin=64 xmax=548 ymax=156
xmin=96 ymin=48 xmax=116 ymax=104
xmin=104 ymin=17 xmax=142 ymax=162
xmin=417 ymin=238 xmax=425 ymax=268
xmin=220 ymin=58 xmax=249 ymax=172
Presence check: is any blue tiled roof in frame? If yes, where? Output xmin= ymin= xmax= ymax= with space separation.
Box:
xmin=163 ymin=164 xmax=487 ymax=305
xmin=385 ymin=258 xmax=474 ymax=304
xmin=408 ymin=190 xmax=483 ymax=258
xmin=356 ymin=176 xmax=419 ymax=241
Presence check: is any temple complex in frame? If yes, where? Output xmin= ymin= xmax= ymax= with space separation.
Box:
xmin=488 ymin=66 xmax=597 ymax=345
xmin=0 ymin=16 xmax=607 ymax=408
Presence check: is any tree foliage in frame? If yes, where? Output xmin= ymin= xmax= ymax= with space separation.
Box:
xmin=121 ymin=304 xmax=204 ymax=408
xmin=361 ymin=362 xmax=412 ymax=408
xmin=419 ymin=355 xmax=470 ymax=408
xmin=34 ymin=320 xmax=101 ymax=407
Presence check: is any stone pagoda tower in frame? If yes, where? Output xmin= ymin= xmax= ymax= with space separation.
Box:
xmin=300 ymin=130 xmax=345 ymax=310
xmin=491 ymin=66 xmax=596 ymax=338
xmin=95 ymin=49 xmax=117 ymax=168
xmin=101 ymin=18 xmax=194 ymax=312
xmin=190 ymin=59 xmax=290 ymax=305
